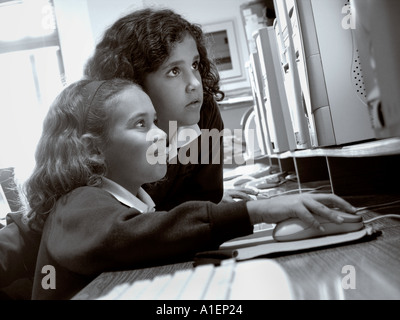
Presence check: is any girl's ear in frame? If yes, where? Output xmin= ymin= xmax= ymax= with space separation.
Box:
xmin=81 ymin=133 xmax=101 ymax=155
xmin=81 ymin=133 xmax=107 ymax=177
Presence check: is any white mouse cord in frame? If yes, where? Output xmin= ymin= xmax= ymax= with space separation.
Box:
xmin=363 ymin=214 xmax=400 ymax=224
xmin=352 ymin=199 xmax=400 ymax=223
xmin=355 ymin=199 xmax=400 ymax=213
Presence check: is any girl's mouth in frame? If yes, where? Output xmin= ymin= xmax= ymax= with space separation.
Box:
xmin=186 ymin=99 xmax=201 ymax=109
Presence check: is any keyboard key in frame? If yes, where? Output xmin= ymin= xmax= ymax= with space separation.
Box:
xmin=229 ymin=259 xmax=293 ymax=300
xmin=97 ymin=283 xmax=130 ymax=300
xmin=177 ymin=264 xmax=215 ymax=300
xmin=155 ymin=269 xmax=194 ymax=300
xmin=118 ymin=279 xmax=151 ymax=300
xmin=203 ymin=260 xmax=235 ymax=300
xmin=137 ymin=274 xmax=172 ymax=300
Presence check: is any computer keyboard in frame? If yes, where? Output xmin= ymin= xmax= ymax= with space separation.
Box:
xmin=97 ymin=258 xmax=293 ymax=300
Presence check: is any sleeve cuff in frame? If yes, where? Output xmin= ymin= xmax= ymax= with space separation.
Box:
xmin=208 ymin=201 xmax=253 ymax=245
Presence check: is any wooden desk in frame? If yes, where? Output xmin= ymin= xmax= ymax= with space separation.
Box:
xmin=72 ymin=194 xmax=400 ymax=300
xmin=275 ymin=195 xmax=400 ymax=299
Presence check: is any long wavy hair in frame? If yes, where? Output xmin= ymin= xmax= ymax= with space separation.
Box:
xmin=24 ymin=78 xmax=139 ymax=232
xmin=84 ymin=7 xmax=224 ymax=103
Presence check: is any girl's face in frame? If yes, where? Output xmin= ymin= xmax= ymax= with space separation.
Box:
xmin=102 ymin=86 xmax=167 ymax=195
xmin=143 ymin=34 xmax=203 ymax=133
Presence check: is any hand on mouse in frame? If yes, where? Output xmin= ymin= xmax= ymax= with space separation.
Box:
xmin=245 ymin=193 xmax=357 ymax=231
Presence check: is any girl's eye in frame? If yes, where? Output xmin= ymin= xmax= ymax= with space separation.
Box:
xmin=167 ymin=68 xmax=180 ymax=77
xmin=192 ymin=61 xmax=199 ymax=70
xmin=135 ymin=119 xmax=146 ymax=128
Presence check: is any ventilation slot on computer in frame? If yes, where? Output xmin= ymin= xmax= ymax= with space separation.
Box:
xmin=352 ymin=49 xmax=367 ymax=102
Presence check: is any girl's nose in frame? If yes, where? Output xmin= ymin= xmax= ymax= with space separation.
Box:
xmin=186 ymin=73 xmax=201 ymax=93
xmin=152 ymin=129 xmax=167 ymax=143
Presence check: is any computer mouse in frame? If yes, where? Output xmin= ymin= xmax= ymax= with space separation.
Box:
xmin=272 ymin=212 xmax=364 ymax=242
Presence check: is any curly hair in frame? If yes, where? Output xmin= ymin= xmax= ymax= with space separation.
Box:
xmin=84 ymin=7 xmax=224 ymax=102
xmin=24 ymin=78 xmax=139 ymax=231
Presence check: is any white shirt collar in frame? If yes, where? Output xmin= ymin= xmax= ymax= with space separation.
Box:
xmin=101 ymin=177 xmax=155 ymax=213
xmin=168 ymin=124 xmax=201 ymax=160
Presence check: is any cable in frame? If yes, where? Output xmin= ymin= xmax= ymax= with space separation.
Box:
xmin=363 ymin=214 xmax=400 ymax=224
xmin=353 ymin=199 xmax=400 ymax=224
xmin=355 ymin=199 xmax=400 ymax=213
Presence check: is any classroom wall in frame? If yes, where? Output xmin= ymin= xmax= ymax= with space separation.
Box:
xmin=54 ymin=0 xmax=252 ymax=91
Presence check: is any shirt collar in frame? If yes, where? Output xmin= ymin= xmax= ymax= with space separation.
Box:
xmin=101 ymin=177 xmax=155 ymax=213
xmin=168 ymin=124 xmax=201 ymax=160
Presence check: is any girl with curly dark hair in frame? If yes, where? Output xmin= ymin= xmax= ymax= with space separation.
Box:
xmin=84 ymin=7 xmax=234 ymax=210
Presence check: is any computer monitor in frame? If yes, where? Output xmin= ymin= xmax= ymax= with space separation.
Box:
xmin=254 ymin=27 xmax=297 ymax=152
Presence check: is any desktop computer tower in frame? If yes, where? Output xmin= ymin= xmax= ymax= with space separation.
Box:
xmin=276 ymin=0 xmax=375 ymax=146
xmin=254 ymin=27 xmax=297 ymax=152
xmin=350 ymin=0 xmax=400 ymax=139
